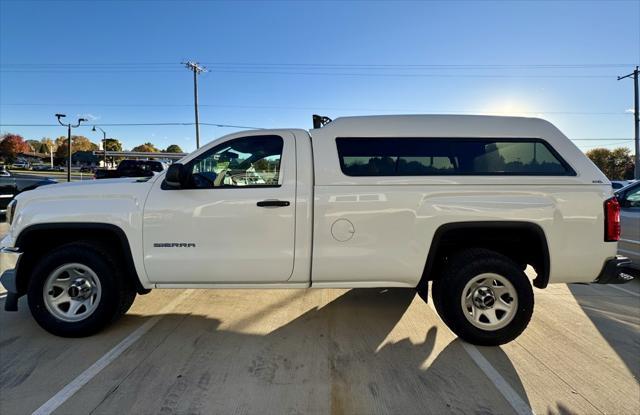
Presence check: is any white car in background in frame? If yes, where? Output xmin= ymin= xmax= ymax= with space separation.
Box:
xmin=616 ymin=181 xmax=640 ymax=269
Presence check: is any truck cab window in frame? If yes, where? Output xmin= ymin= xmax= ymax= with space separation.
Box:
xmin=337 ymin=137 xmax=572 ymax=176
xmin=188 ymin=135 xmax=283 ymax=189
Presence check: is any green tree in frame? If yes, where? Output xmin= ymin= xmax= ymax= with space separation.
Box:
xmin=104 ymin=138 xmax=123 ymax=152
xmin=165 ymin=144 xmax=183 ymax=153
xmin=101 ymin=138 xmax=124 ymax=166
xmin=132 ymin=142 xmax=159 ymax=152
xmin=39 ymin=138 xmax=56 ymax=154
xmin=0 ymin=133 xmax=30 ymax=162
xmin=586 ymin=147 xmax=635 ymax=180
xmin=26 ymin=139 xmax=41 ymax=152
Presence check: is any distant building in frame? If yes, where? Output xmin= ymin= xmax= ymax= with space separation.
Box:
xmin=71 ymin=151 xmax=99 ymax=166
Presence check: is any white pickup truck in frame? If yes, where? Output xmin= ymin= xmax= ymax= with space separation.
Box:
xmin=0 ymin=115 xmax=634 ymax=345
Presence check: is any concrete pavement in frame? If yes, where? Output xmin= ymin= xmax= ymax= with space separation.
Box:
xmin=1 ymin=280 xmax=638 ymax=414
xmin=0 ymin=219 xmax=638 ymax=414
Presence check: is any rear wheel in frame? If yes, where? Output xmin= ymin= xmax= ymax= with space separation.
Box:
xmin=28 ymin=242 xmax=135 ymax=337
xmin=431 ymin=248 xmax=534 ymax=346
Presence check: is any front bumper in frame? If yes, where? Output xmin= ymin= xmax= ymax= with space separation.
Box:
xmin=594 ymin=256 xmax=637 ymax=284
xmin=0 ymin=247 xmax=22 ymax=311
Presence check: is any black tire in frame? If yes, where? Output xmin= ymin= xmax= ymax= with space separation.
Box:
xmin=119 ymin=285 xmax=137 ymax=316
xmin=431 ymin=248 xmax=534 ymax=346
xmin=27 ymin=242 xmax=134 ymax=337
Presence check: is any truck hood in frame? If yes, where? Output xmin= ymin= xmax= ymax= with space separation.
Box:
xmin=14 ymin=176 xmax=156 ymax=203
xmin=51 ymin=176 xmax=152 ymax=187
xmin=7 ymin=176 xmax=159 ymax=245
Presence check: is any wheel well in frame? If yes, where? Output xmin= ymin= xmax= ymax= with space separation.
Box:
xmin=14 ymin=223 xmax=149 ymax=296
xmin=420 ymin=221 xmax=550 ymax=290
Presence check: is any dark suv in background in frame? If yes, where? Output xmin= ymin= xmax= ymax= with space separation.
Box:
xmin=94 ymin=159 xmax=166 ymax=179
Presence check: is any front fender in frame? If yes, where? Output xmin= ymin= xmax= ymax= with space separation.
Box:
xmin=6 ymin=182 xmax=154 ymax=290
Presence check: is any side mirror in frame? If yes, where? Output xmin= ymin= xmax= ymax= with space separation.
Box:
xmin=165 ymin=163 xmax=187 ymax=188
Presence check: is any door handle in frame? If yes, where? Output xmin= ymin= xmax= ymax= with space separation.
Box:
xmin=257 ymin=200 xmax=290 ymax=207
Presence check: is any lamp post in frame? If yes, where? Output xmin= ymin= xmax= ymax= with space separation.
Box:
xmin=55 ymin=114 xmax=87 ymax=182
xmin=92 ymin=125 xmax=108 ymax=168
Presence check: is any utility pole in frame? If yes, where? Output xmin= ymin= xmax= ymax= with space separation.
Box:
xmin=182 ymin=61 xmax=206 ymax=149
xmin=92 ymin=126 xmax=108 ymax=167
xmin=618 ymin=66 xmax=639 ymax=180
xmin=55 ymin=114 xmax=86 ymax=182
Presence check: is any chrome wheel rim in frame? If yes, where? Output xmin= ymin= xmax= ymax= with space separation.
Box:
xmin=43 ymin=263 xmax=102 ymax=322
xmin=461 ymin=273 xmax=517 ymax=331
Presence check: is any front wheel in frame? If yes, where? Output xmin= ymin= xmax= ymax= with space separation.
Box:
xmin=432 ymin=248 xmax=534 ymax=346
xmin=28 ymin=242 xmax=134 ymax=337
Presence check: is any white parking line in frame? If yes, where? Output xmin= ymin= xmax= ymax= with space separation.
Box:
xmin=426 ymin=293 xmax=535 ymax=415
xmin=32 ymin=289 xmax=194 ymax=415
xmin=606 ymin=284 xmax=640 ymax=297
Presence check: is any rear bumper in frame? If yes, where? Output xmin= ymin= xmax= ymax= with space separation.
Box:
xmin=594 ymin=256 xmax=637 ymax=284
xmin=0 ymin=247 xmax=22 ymax=311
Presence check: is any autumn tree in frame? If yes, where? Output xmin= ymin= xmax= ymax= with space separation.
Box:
xmin=165 ymin=144 xmax=183 ymax=153
xmin=0 ymin=133 xmax=30 ymax=162
xmin=131 ymin=142 xmax=159 ymax=152
xmin=55 ymin=136 xmax=100 ymax=158
xmin=586 ymin=147 xmax=635 ymax=180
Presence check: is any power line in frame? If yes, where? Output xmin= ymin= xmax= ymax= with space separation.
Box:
xmin=0 ymin=69 xmax=619 ymax=78
xmin=1 ymin=62 xmax=636 ymax=68
xmin=581 ymin=140 xmax=635 ymax=149
xmin=2 ymin=60 xmax=637 ymax=79
xmin=0 ymin=122 xmax=262 ymax=129
xmin=0 ymin=103 xmax=632 ymax=116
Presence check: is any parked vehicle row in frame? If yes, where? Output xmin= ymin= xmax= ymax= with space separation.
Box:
xmin=31 ymin=165 xmax=65 ymax=172
xmin=94 ymin=159 xmax=166 ymax=179
xmin=0 ymin=168 xmax=57 ymax=212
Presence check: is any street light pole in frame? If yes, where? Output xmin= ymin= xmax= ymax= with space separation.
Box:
xmin=55 ymin=114 xmax=87 ymax=182
xmin=92 ymin=126 xmax=108 ymax=167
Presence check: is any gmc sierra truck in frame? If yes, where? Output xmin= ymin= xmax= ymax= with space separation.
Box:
xmin=0 ymin=115 xmax=634 ymax=345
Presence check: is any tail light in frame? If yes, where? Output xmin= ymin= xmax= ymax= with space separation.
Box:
xmin=604 ymin=197 xmax=621 ymax=242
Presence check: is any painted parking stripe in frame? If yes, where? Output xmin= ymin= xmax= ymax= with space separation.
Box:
xmin=426 ymin=293 xmax=535 ymax=415
xmin=32 ymin=289 xmax=194 ymax=415
xmin=607 ymin=284 xmax=640 ymax=297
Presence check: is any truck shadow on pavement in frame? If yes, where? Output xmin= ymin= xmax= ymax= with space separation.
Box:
xmin=568 ymin=282 xmax=640 ymax=380
xmin=0 ymin=289 xmax=531 ymax=415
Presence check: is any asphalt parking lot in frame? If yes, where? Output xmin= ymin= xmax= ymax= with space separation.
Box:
xmin=0 ymin=232 xmax=638 ymax=414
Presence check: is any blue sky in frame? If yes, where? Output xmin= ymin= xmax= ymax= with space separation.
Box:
xmin=1 ymin=0 xmax=639 ymax=153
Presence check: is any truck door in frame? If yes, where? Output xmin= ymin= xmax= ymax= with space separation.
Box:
xmin=143 ymin=131 xmax=296 ymax=283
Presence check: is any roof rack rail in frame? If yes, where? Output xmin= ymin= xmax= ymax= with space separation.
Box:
xmin=312 ymin=114 xmax=333 ymax=129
